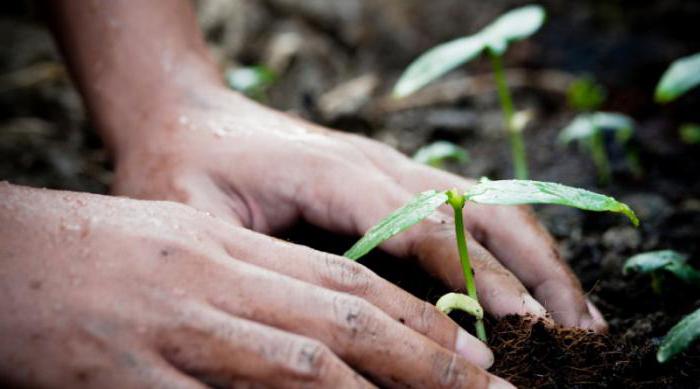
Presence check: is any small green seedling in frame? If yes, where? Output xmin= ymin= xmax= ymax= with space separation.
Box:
xmin=567 ymin=76 xmax=607 ymax=112
xmin=679 ymin=123 xmax=700 ymax=144
xmin=559 ymin=112 xmax=636 ymax=185
xmin=623 ymin=250 xmax=700 ymax=293
xmin=413 ymin=141 xmax=469 ymax=168
xmin=657 ymin=307 xmax=700 ymax=363
xmin=393 ymin=5 xmax=546 ymax=180
xmin=226 ymin=65 xmax=277 ymax=101
xmin=655 ymin=52 xmax=700 ymax=104
xmin=344 ymin=178 xmax=638 ymax=342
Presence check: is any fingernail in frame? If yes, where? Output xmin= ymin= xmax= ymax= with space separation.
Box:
xmin=489 ymin=375 xmax=516 ymax=389
xmin=585 ymin=299 xmax=608 ymax=333
xmin=522 ymin=294 xmax=548 ymax=317
xmin=455 ymin=328 xmax=494 ymax=369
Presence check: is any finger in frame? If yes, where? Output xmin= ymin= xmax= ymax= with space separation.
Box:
xmin=220 ymin=228 xmax=493 ymax=368
xmin=187 ymin=256 xmax=505 ymax=388
xmin=334 ymin=133 xmax=604 ymax=330
xmin=291 ymin=162 xmax=547 ymax=321
xmin=157 ymin=302 xmax=372 ymax=388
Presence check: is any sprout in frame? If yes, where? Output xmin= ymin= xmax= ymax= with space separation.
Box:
xmin=393 ymin=5 xmax=546 ymax=180
xmin=567 ymin=76 xmax=607 ymax=112
xmin=655 ymin=52 xmax=700 ymax=103
xmin=345 ymin=178 xmax=638 ymax=341
xmin=559 ymin=112 xmax=635 ymax=185
xmin=679 ymin=123 xmax=700 ymax=145
xmin=436 ymin=293 xmax=483 ymax=320
xmin=623 ymin=250 xmax=700 ymax=293
xmin=226 ymin=65 xmax=277 ymax=100
xmin=412 ymin=141 xmax=469 ymax=168
xmin=657 ymin=307 xmax=700 ymax=363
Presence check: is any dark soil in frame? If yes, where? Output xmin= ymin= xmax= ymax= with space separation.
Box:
xmin=2 ymin=0 xmax=700 ymax=388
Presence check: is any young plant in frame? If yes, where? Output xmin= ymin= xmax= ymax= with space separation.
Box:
xmin=566 ymin=76 xmax=607 ymax=112
xmin=623 ymin=250 xmax=700 ymax=293
xmin=226 ymin=65 xmax=277 ymax=101
xmin=558 ymin=112 xmax=636 ymax=185
xmin=412 ymin=141 xmax=469 ymax=168
xmin=680 ymin=123 xmax=700 ymax=144
xmin=655 ymin=52 xmax=700 ymax=104
xmin=344 ymin=178 xmax=638 ymax=342
xmin=657 ymin=307 xmax=700 ymax=363
xmin=393 ymin=5 xmax=546 ymax=180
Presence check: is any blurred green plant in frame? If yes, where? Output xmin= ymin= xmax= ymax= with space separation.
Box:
xmin=623 ymin=250 xmax=700 ymax=293
xmin=226 ymin=65 xmax=277 ymax=101
xmin=412 ymin=141 xmax=469 ymax=168
xmin=344 ymin=178 xmax=638 ymax=342
xmin=567 ymin=76 xmax=607 ymax=111
xmin=679 ymin=123 xmax=700 ymax=144
xmin=657 ymin=308 xmax=700 ymax=363
xmin=559 ymin=112 xmax=636 ymax=185
xmin=655 ymin=52 xmax=700 ymax=103
xmin=393 ymin=5 xmax=546 ymax=180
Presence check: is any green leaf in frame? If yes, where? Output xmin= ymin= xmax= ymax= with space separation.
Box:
xmin=436 ymin=293 xmax=484 ymax=320
xmin=623 ymin=250 xmax=700 ymax=285
xmin=465 ymin=178 xmax=639 ymax=226
xmin=413 ymin=141 xmax=469 ymax=168
xmin=655 ymin=52 xmax=700 ymax=103
xmin=226 ymin=65 xmax=277 ymax=97
xmin=480 ymin=4 xmax=546 ymax=55
xmin=680 ymin=123 xmax=700 ymax=144
xmin=658 ymin=307 xmax=700 ymax=363
xmin=393 ymin=5 xmax=545 ymax=97
xmin=344 ymin=190 xmax=448 ymax=260
xmin=559 ymin=112 xmax=634 ymax=144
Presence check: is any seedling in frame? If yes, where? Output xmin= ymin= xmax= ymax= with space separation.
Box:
xmin=679 ymin=123 xmax=700 ymax=145
xmin=655 ymin=52 xmax=700 ymax=103
xmin=567 ymin=76 xmax=607 ymax=112
xmin=344 ymin=178 xmax=638 ymax=342
xmin=412 ymin=141 xmax=469 ymax=168
xmin=559 ymin=112 xmax=636 ymax=185
xmin=623 ymin=250 xmax=700 ymax=293
xmin=393 ymin=5 xmax=546 ymax=179
xmin=657 ymin=307 xmax=700 ymax=363
xmin=226 ymin=65 xmax=277 ymax=101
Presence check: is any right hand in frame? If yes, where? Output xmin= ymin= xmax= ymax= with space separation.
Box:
xmin=0 ymin=183 xmax=511 ymax=388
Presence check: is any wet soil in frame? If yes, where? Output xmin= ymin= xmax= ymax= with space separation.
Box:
xmin=2 ymin=0 xmax=700 ymax=387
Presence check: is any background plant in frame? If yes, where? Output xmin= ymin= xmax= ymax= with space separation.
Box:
xmin=393 ymin=5 xmax=546 ymax=180
xmin=412 ymin=140 xmax=469 ymax=168
xmin=344 ymin=178 xmax=638 ymax=342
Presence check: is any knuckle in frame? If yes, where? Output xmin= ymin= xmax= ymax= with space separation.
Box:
xmin=330 ymin=294 xmax=380 ymax=340
xmin=318 ymin=253 xmax=373 ymax=296
xmin=435 ymin=353 xmax=472 ymax=389
xmin=283 ymin=339 xmax=332 ymax=381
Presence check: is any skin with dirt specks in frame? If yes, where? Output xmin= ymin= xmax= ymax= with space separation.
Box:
xmin=0 ymin=0 xmax=604 ymax=386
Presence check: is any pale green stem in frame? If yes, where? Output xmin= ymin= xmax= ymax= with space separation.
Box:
xmin=589 ymin=128 xmax=611 ymax=185
xmin=489 ymin=51 xmax=528 ymax=180
xmin=447 ymin=190 xmax=487 ymax=342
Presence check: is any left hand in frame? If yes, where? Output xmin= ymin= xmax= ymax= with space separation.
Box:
xmin=111 ymin=85 xmax=606 ymax=332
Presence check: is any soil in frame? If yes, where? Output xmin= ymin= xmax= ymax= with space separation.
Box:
xmin=2 ymin=0 xmax=700 ymax=388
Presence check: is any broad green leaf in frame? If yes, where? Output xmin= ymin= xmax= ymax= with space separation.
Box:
xmin=480 ymin=5 xmax=546 ymax=55
xmin=436 ymin=293 xmax=484 ymax=320
xmin=658 ymin=307 xmax=700 ymax=363
xmin=680 ymin=123 xmax=700 ymax=144
xmin=623 ymin=250 xmax=700 ymax=285
xmin=465 ymin=178 xmax=639 ymax=226
xmin=413 ymin=141 xmax=469 ymax=167
xmin=393 ymin=36 xmax=484 ymax=98
xmin=559 ymin=112 xmax=634 ymax=144
xmin=393 ymin=5 xmax=545 ymax=97
xmin=655 ymin=52 xmax=700 ymax=103
xmin=344 ymin=190 xmax=448 ymax=260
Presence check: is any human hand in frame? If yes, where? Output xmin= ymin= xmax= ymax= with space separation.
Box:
xmin=0 ymin=183 xmax=508 ymax=388
xmin=110 ymin=86 xmax=606 ymax=333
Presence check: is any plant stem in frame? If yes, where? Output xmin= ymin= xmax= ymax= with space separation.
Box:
xmin=447 ymin=190 xmax=487 ymax=342
xmin=589 ymin=127 xmax=611 ymax=185
xmin=489 ymin=51 xmax=528 ymax=180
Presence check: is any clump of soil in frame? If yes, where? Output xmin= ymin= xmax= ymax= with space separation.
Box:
xmin=488 ymin=314 xmax=700 ymax=388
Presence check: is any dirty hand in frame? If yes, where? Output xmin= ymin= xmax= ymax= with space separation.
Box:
xmin=110 ymin=86 xmax=606 ymax=333
xmin=0 ymin=183 xmax=509 ymax=388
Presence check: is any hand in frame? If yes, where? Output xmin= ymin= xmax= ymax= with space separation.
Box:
xmin=111 ymin=86 xmax=606 ymax=332
xmin=0 ymin=183 xmax=508 ymax=388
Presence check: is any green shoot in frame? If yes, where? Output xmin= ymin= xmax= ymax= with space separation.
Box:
xmin=567 ymin=76 xmax=607 ymax=111
xmin=680 ymin=123 xmax=700 ymax=144
xmin=559 ymin=112 xmax=635 ymax=185
xmin=657 ymin=307 xmax=700 ymax=363
xmin=623 ymin=250 xmax=700 ymax=292
xmin=344 ymin=178 xmax=638 ymax=342
xmin=413 ymin=141 xmax=469 ymax=168
xmin=436 ymin=293 xmax=483 ymax=320
xmin=655 ymin=52 xmax=700 ymax=103
xmin=393 ymin=5 xmax=546 ymax=179
xmin=226 ymin=65 xmax=277 ymax=101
